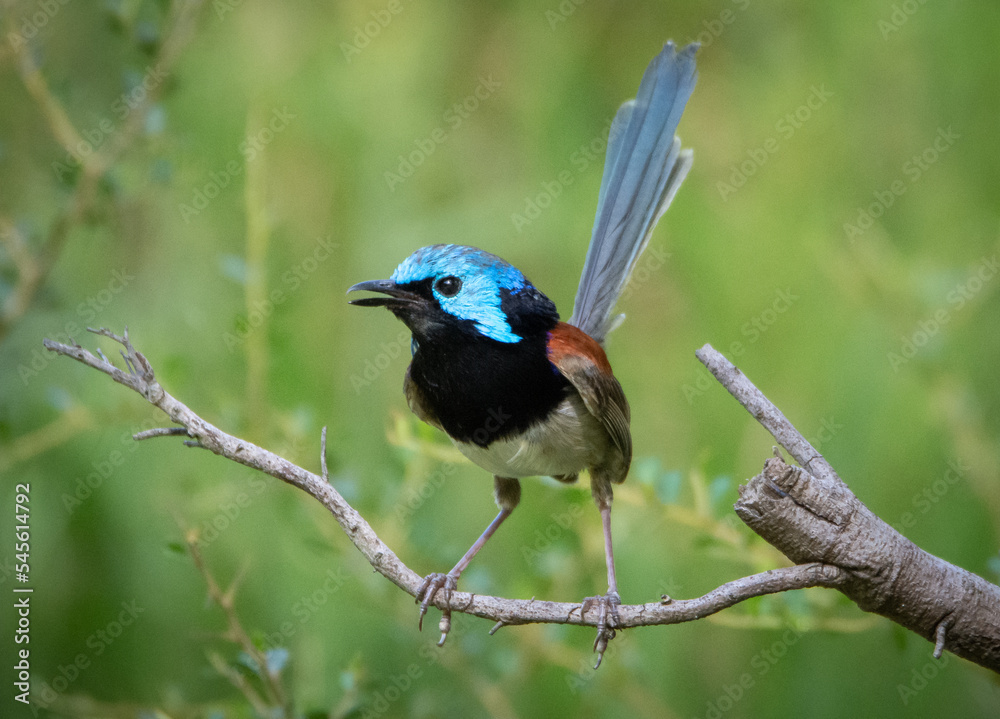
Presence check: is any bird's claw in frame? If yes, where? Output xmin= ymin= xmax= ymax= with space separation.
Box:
xmin=581 ymin=591 xmax=621 ymax=669
xmin=416 ymin=572 xmax=458 ymax=644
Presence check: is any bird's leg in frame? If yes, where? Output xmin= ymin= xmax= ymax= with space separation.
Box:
xmin=416 ymin=507 xmax=511 ymax=633
xmin=417 ymin=476 xmax=521 ymax=645
xmin=600 ymin=500 xmax=620 ymax=598
xmin=580 ymin=477 xmax=621 ymax=669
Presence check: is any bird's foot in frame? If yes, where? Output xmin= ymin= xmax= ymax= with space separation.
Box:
xmin=416 ymin=572 xmax=458 ymax=646
xmin=580 ymin=590 xmax=621 ymax=669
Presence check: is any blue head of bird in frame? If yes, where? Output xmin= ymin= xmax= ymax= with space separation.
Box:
xmin=348 ymin=244 xmax=559 ymax=348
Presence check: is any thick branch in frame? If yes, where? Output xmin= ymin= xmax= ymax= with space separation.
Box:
xmin=696 ymin=343 xmax=1000 ymax=673
xmin=43 ymin=329 xmax=842 ymax=635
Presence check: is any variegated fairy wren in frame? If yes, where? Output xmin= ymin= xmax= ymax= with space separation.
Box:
xmin=349 ymin=41 xmax=697 ymax=664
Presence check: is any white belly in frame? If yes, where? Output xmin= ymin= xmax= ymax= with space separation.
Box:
xmin=452 ymin=394 xmax=609 ymax=479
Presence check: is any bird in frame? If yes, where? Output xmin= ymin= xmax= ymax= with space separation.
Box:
xmin=348 ymin=41 xmax=697 ymax=665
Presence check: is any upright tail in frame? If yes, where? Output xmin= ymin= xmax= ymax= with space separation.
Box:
xmin=568 ymin=41 xmax=698 ymax=345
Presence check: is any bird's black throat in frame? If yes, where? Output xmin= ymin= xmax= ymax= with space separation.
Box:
xmin=383 ymin=276 xmax=568 ymax=448
xmin=407 ymin=329 xmax=570 ymax=448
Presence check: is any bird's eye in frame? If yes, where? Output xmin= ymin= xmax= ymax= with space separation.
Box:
xmin=435 ymin=275 xmax=462 ymax=297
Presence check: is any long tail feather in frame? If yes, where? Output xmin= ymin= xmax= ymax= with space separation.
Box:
xmin=568 ymin=41 xmax=698 ymax=344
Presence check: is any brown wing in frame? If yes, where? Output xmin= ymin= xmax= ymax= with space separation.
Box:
xmin=547 ymin=322 xmax=632 ymax=483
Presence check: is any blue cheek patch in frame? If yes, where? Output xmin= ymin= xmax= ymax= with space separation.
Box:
xmin=437 ymin=272 xmax=521 ymax=343
xmin=391 ymin=244 xmax=529 ymax=344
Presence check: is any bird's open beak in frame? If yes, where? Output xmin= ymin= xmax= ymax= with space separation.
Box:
xmin=347 ymin=279 xmax=422 ymax=309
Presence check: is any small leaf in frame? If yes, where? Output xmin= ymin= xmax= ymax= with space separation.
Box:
xmin=134 ymin=20 xmax=160 ymax=55
xmin=145 ymin=105 xmax=167 ymax=135
xmin=235 ymin=651 xmax=260 ymax=676
xmin=103 ymin=0 xmax=128 ymax=34
xmin=633 ymin=456 xmax=660 ymax=486
xmin=219 ymin=254 xmax=248 ymax=284
xmin=150 ymin=157 xmax=172 ymax=183
xmin=655 ymin=470 xmax=682 ymax=505
xmin=265 ymin=647 xmax=290 ymax=674
xmin=45 ymin=387 xmax=74 ymax=412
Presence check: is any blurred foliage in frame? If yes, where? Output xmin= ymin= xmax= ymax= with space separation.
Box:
xmin=2 ymin=0 xmax=1000 ymax=717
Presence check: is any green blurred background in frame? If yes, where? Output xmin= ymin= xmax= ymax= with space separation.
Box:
xmin=2 ymin=0 xmax=999 ymax=716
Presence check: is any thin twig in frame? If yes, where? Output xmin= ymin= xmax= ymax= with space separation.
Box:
xmin=695 ymin=344 xmax=842 ymax=484
xmin=134 ymin=427 xmax=190 ymax=441
xmin=185 ymin=528 xmax=293 ymax=718
xmin=320 ymin=426 xmax=330 ymax=482
xmin=934 ymin=619 xmax=949 ymax=659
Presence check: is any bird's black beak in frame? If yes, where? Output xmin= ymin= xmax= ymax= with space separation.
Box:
xmin=347 ymin=279 xmax=423 ymax=309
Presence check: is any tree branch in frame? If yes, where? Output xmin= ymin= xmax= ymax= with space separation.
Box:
xmin=696 ymin=343 xmax=1000 ymax=673
xmin=41 ymin=330 xmax=1000 ymax=673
